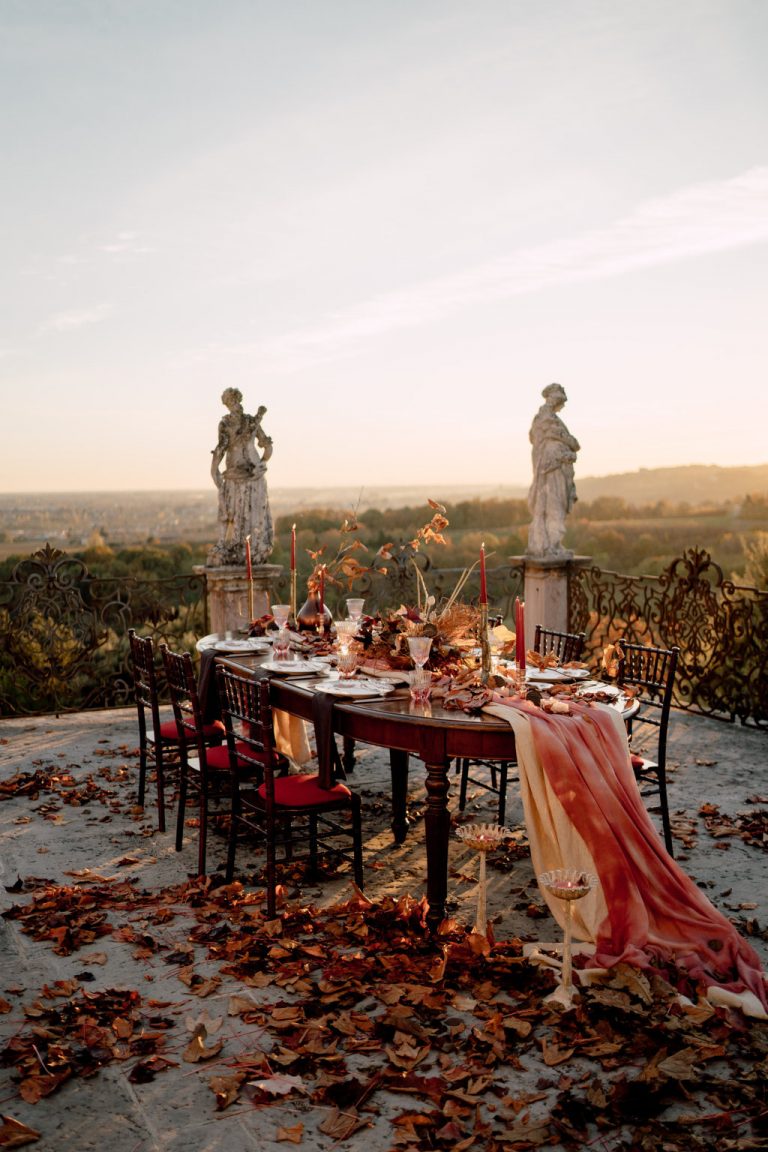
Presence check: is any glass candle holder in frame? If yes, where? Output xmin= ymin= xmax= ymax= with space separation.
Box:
xmin=346 ymin=598 xmax=365 ymax=622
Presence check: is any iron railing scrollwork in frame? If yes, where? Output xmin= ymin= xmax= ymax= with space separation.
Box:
xmin=0 ymin=544 xmax=208 ymax=716
xmin=2 ymin=543 xmax=765 ymax=725
xmin=570 ymin=547 xmax=768 ymax=726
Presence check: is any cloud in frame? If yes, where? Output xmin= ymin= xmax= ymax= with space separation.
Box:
xmin=98 ymin=231 xmax=155 ymax=256
xmin=40 ymin=304 xmax=112 ymax=333
xmin=249 ymin=166 xmax=768 ymax=372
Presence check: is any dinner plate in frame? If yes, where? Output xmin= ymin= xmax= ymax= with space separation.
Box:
xmin=312 ymin=677 xmax=395 ymax=698
xmin=260 ymin=659 xmax=326 ymax=677
xmin=526 ymin=667 xmax=590 ymax=683
xmin=212 ymin=637 xmax=270 ymax=653
xmin=576 ymin=682 xmax=620 ymax=699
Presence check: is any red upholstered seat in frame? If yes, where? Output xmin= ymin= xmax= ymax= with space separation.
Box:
xmin=157 ymin=718 xmax=225 ymax=743
xmin=216 ymin=664 xmax=364 ymax=916
xmin=259 ymin=774 xmax=352 ymax=807
xmin=161 ymin=644 xmax=262 ymax=877
xmin=203 ymin=742 xmax=256 ymax=772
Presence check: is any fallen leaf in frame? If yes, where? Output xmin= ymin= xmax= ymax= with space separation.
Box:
xmin=0 ymin=1115 xmax=41 ymax=1147
xmin=276 ymin=1123 xmax=304 ymax=1144
xmin=249 ymin=1074 xmax=307 ymax=1097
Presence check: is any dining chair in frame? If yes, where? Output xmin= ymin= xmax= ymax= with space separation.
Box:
xmin=532 ymin=625 xmax=587 ymax=664
xmin=216 ymin=664 xmax=364 ymax=916
xmin=159 ymin=645 xmax=233 ymax=875
xmin=128 ymin=628 xmax=185 ymax=833
xmin=617 ymin=640 xmax=680 ymax=857
xmin=457 ymin=625 xmax=586 ymax=826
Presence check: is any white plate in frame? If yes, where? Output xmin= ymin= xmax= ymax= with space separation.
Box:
xmin=260 ymin=659 xmax=326 ymax=677
xmin=312 ymin=678 xmax=395 ymax=698
xmin=526 ymin=667 xmax=590 ymax=683
xmin=576 ymin=682 xmax=620 ymax=698
xmin=213 ymin=638 xmax=270 ymax=653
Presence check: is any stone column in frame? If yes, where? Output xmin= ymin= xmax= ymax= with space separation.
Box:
xmin=511 ymin=555 xmax=591 ymax=648
xmin=196 ymin=563 xmax=282 ymax=636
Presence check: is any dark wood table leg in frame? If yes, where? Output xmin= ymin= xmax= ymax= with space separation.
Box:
xmin=423 ymin=756 xmax=451 ymax=933
xmin=389 ymin=749 xmax=410 ymax=843
xmin=342 ymin=736 xmax=356 ymax=774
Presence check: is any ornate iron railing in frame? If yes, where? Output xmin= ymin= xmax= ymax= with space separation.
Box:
xmin=570 ymin=547 xmax=768 ymax=727
xmin=0 ymin=545 xmax=208 ymax=716
xmin=2 ymin=543 xmax=765 ymax=726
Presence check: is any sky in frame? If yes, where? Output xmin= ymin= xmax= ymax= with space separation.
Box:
xmin=2 ymin=0 xmax=767 ymax=495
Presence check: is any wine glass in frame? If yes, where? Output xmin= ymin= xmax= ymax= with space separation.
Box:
xmin=271 ymin=603 xmax=291 ymax=661
xmin=407 ymin=635 xmax=432 ymax=669
xmin=346 ymin=598 xmax=365 ymax=622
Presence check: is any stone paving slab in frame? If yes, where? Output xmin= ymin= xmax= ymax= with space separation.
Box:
xmin=0 ymin=707 xmax=765 ymax=1151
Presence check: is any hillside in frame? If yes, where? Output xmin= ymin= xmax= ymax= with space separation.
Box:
xmin=576 ymin=464 xmax=768 ymax=506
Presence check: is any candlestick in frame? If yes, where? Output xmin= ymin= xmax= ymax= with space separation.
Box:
xmin=479 ymin=542 xmax=487 ymax=605
xmin=245 ymin=536 xmax=254 ymax=620
xmin=479 ymin=602 xmax=492 ymax=684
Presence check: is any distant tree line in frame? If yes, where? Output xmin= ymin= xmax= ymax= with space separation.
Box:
xmin=1 ymin=494 xmax=767 ymax=588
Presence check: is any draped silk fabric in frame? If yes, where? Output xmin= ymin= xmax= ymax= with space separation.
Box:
xmin=484 ymin=697 xmax=768 ymax=1018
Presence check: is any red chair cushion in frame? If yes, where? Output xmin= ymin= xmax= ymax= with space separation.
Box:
xmin=205 ymin=742 xmax=268 ymax=773
xmin=157 ymin=719 xmax=225 ymax=743
xmin=260 ymin=774 xmax=352 ymax=808
xmin=630 ymin=753 xmax=657 ymax=771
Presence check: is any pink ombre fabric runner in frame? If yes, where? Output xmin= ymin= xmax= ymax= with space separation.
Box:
xmin=485 ymin=696 xmax=768 ymax=1017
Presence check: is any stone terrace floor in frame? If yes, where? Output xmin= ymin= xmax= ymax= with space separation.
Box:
xmin=0 ymin=707 xmax=766 ymax=1152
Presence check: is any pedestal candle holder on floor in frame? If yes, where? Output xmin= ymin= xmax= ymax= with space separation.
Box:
xmin=456 ymin=823 xmax=509 ymax=935
xmin=538 ymin=868 xmax=598 ymax=1006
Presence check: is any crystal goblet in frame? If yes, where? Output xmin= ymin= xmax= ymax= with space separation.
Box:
xmin=346 ymin=598 xmax=365 ymax=622
xmin=407 ymin=635 xmax=432 ymax=669
xmin=271 ymin=603 xmax=292 ymax=661
xmin=336 ymin=650 xmax=359 ymax=679
xmin=409 ymin=667 xmax=432 ymax=706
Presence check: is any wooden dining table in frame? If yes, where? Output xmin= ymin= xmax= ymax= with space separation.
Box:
xmin=215 ymin=652 xmax=522 ymax=931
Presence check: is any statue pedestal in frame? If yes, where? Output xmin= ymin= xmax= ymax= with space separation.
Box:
xmin=196 ymin=564 xmax=282 ymax=636
xmin=512 ymin=555 xmax=591 ymax=647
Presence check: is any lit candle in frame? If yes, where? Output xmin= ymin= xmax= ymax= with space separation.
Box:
xmin=479 ymin=542 xmax=487 ymax=605
xmin=245 ymin=535 xmax=254 ymax=620
xmin=290 ymin=523 xmax=296 ymax=572
xmin=319 ymin=565 xmax=325 ymax=615
xmin=519 ymin=599 xmax=526 ymax=670
xmin=514 ymin=597 xmax=522 ymax=666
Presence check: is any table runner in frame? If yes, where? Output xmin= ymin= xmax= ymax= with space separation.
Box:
xmin=484 ymin=696 xmax=768 ymax=1017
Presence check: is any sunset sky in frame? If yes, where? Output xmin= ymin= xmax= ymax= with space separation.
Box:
xmin=2 ymin=0 xmax=767 ymax=495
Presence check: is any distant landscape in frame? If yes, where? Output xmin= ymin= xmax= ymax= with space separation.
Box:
xmin=1 ymin=464 xmax=767 ymax=584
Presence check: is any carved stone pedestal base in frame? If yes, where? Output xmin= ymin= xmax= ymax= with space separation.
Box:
xmin=512 ymin=555 xmax=591 ymax=645
xmin=196 ymin=564 xmax=282 ymax=636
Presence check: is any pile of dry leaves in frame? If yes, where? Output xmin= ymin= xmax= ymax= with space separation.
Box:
xmin=2 ymin=873 xmax=767 ymax=1150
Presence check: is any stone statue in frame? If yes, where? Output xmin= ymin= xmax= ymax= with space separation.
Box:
xmin=207 ymin=388 xmax=274 ymax=568
xmin=527 ymin=383 xmax=580 ymax=558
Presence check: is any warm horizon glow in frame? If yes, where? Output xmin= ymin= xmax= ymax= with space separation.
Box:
xmin=2 ymin=2 xmax=767 ymax=494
